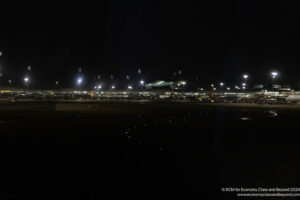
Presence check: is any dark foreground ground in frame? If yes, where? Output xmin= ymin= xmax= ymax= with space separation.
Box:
xmin=0 ymin=103 xmax=300 ymax=199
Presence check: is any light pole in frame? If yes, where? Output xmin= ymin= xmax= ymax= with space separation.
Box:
xmin=24 ymin=76 xmax=30 ymax=94
xmin=210 ymin=84 xmax=214 ymax=95
xmin=271 ymin=72 xmax=278 ymax=100
xmin=140 ymin=80 xmax=145 ymax=90
xmin=243 ymin=74 xmax=249 ymax=88
xmin=24 ymin=66 xmax=32 ymax=93
xmin=243 ymin=74 xmax=249 ymax=103
xmin=24 ymin=77 xmax=29 ymax=84
xmin=271 ymin=72 xmax=278 ymax=83
xmin=77 ymin=78 xmax=82 ymax=86
xmin=242 ymin=83 xmax=246 ymax=103
xmin=219 ymin=82 xmax=224 ymax=91
xmin=77 ymin=77 xmax=83 ymax=94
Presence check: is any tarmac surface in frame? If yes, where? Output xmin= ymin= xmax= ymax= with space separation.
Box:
xmin=0 ymin=102 xmax=300 ymax=198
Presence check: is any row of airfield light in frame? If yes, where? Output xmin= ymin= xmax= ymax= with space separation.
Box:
xmin=92 ymin=80 xmax=142 ymax=90
xmin=208 ymin=72 xmax=278 ymax=91
xmin=21 ymin=72 xmax=278 ymax=91
xmin=21 ymin=76 xmax=144 ymax=90
xmin=0 ymin=52 xmax=279 ymax=90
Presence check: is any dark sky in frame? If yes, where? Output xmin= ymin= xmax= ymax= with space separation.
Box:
xmin=1 ymin=1 xmax=300 ymax=89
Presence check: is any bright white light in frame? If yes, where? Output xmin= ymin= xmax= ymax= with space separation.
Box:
xmin=112 ymin=85 xmax=115 ymax=89
xmin=243 ymin=74 xmax=249 ymax=79
xmin=242 ymin=83 xmax=246 ymax=86
xmin=271 ymin=72 xmax=278 ymax=78
xmin=213 ymin=88 xmax=216 ymax=91
xmin=200 ymin=88 xmax=204 ymax=91
xmin=97 ymin=85 xmax=102 ymax=89
xmin=182 ymin=81 xmax=186 ymax=85
xmin=227 ymin=87 xmax=230 ymax=91
xmin=94 ymin=86 xmax=97 ymax=89
xmin=220 ymin=82 xmax=224 ymax=86
xmin=211 ymin=84 xmax=214 ymax=87
xmin=24 ymin=77 xmax=29 ymax=83
xmin=242 ymin=86 xmax=246 ymax=90
xmin=140 ymin=80 xmax=144 ymax=85
xmin=128 ymin=85 xmax=133 ymax=90
xmin=77 ymin=78 xmax=82 ymax=85
xmin=55 ymin=81 xmax=59 ymax=85
xmin=27 ymin=66 xmax=31 ymax=71
xmin=8 ymin=80 xmax=12 ymax=84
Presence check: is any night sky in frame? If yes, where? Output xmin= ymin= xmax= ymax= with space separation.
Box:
xmin=1 ymin=1 xmax=300 ymax=89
